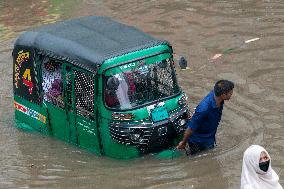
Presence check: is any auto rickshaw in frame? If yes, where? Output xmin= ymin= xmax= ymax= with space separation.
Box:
xmin=13 ymin=16 xmax=189 ymax=159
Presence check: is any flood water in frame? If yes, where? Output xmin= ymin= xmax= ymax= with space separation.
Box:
xmin=0 ymin=0 xmax=283 ymax=188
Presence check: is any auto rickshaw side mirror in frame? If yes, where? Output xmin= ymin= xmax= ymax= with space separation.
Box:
xmin=179 ymin=56 xmax=188 ymax=70
xmin=106 ymin=76 xmax=119 ymax=91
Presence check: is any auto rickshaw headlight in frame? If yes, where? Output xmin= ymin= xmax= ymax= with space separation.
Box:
xmin=178 ymin=93 xmax=188 ymax=105
xmin=112 ymin=112 xmax=135 ymax=121
xmin=179 ymin=119 xmax=187 ymax=126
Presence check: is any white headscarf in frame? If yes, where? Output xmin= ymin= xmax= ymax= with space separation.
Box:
xmin=241 ymin=145 xmax=283 ymax=189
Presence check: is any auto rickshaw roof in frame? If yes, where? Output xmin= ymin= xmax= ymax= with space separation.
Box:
xmin=14 ymin=16 xmax=169 ymax=72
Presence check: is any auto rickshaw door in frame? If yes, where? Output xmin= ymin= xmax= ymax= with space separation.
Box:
xmin=41 ymin=57 xmax=101 ymax=154
xmin=64 ymin=65 xmax=101 ymax=154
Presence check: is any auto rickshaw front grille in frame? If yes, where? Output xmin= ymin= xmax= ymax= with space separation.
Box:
xmin=109 ymin=122 xmax=176 ymax=148
xmin=109 ymin=123 xmax=153 ymax=146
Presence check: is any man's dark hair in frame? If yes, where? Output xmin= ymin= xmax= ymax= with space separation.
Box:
xmin=214 ymin=80 xmax=234 ymax=97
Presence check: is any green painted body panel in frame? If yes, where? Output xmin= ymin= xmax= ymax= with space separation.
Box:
xmin=67 ymin=111 xmax=78 ymax=145
xmin=76 ymin=115 xmax=101 ymax=154
xmin=98 ymin=45 xmax=172 ymax=73
xmin=45 ymin=102 xmax=69 ymax=141
xmin=14 ymin=95 xmax=50 ymax=135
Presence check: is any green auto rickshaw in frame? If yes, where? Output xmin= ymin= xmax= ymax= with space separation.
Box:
xmin=13 ymin=16 xmax=189 ymax=159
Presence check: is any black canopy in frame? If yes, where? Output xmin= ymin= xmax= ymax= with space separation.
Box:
xmin=14 ymin=16 xmax=169 ymax=72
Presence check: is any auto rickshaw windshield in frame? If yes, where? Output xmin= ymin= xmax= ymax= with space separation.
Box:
xmin=104 ymin=57 xmax=180 ymax=110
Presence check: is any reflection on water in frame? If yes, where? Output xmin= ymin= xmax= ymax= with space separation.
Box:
xmin=0 ymin=0 xmax=283 ymax=188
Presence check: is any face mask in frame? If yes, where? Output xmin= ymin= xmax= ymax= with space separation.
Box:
xmin=259 ymin=160 xmax=270 ymax=172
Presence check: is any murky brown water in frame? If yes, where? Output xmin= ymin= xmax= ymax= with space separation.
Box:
xmin=0 ymin=0 xmax=283 ymax=188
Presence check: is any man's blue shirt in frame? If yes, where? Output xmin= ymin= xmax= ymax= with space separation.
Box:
xmin=187 ymin=90 xmax=224 ymax=148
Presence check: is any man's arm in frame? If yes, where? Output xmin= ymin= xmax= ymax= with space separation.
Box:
xmin=176 ymin=107 xmax=209 ymax=150
xmin=176 ymin=127 xmax=193 ymax=150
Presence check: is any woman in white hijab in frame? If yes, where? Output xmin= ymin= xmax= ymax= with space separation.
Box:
xmin=241 ymin=145 xmax=282 ymax=189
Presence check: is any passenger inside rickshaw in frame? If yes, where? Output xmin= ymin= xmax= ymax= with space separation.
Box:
xmin=41 ymin=58 xmax=64 ymax=107
xmin=105 ymin=88 xmax=119 ymax=108
xmin=104 ymin=75 xmax=120 ymax=108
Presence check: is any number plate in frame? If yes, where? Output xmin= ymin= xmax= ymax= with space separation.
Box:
xmin=151 ymin=105 xmax=169 ymax=122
